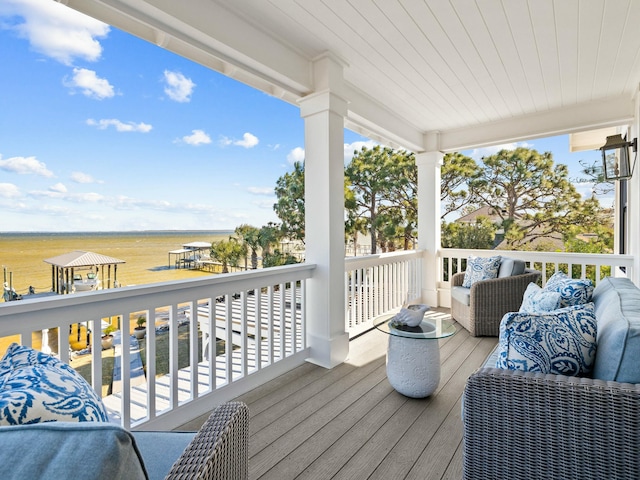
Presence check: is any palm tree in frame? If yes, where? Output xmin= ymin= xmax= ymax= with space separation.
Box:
xmin=234 ymin=224 xmax=260 ymax=269
xmin=210 ymin=238 xmax=244 ymax=273
xmin=258 ymin=223 xmax=280 ymax=258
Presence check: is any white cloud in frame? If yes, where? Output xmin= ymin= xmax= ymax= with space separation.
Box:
xmin=0 ymin=183 xmax=21 ymax=198
xmin=253 ymin=199 xmax=276 ymax=209
xmin=0 ymin=155 xmax=54 ymax=177
xmin=30 ymin=189 xmax=104 ymax=203
xmin=0 ymin=0 xmax=109 ymax=65
xmin=163 ymin=70 xmax=195 ymax=102
xmin=180 ymin=129 xmax=211 ymax=146
xmin=49 ymin=182 xmax=67 ymax=193
xmin=467 ymin=142 xmax=533 ymax=160
xmin=287 ymin=147 xmax=305 ymax=164
xmin=65 ymin=68 xmax=115 ymax=99
xmin=71 ymin=171 xmax=101 ymax=184
xmin=247 ymin=186 xmax=273 ymax=195
xmin=220 ymin=132 xmax=259 ymax=149
xmin=235 ymin=132 xmax=259 ymax=148
xmin=284 ymin=141 xmax=377 ymax=165
xmin=344 ymin=140 xmax=378 ymax=163
xmin=86 ymin=118 xmax=152 ymax=132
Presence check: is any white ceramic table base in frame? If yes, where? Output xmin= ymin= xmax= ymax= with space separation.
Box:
xmin=386 ymin=335 xmax=441 ymax=398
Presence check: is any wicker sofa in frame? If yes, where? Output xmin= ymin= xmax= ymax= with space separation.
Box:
xmin=0 ymin=401 xmax=249 ymax=480
xmin=462 ymin=276 xmax=640 ymax=480
xmin=451 ymin=257 xmax=541 ymax=336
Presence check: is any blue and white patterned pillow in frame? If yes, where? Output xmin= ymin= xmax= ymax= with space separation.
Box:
xmin=0 ymin=343 xmax=109 ymax=425
xmin=543 ymin=272 xmax=594 ymax=307
xmin=496 ymin=302 xmax=597 ymax=376
xmin=462 ymin=255 xmax=502 ymax=288
xmin=519 ymin=282 xmax=562 ymax=313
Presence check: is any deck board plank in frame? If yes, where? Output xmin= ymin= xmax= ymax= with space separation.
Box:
xmin=185 ymin=309 xmax=497 ymax=480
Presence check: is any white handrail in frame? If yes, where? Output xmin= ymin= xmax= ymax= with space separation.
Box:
xmin=0 ymin=263 xmax=314 ymax=430
xmin=345 ymin=250 xmax=425 ymax=337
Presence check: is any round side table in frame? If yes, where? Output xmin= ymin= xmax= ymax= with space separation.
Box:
xmin=374 ymin=312 xmax=456 ymax=398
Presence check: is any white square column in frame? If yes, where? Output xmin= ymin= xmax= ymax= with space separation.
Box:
xmin=299 ymin=88 xmax=350 ymax=369
xmin=416 ymin=150 xmax=443 ymax=306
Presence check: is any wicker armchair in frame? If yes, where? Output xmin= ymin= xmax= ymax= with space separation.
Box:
xmin=451 ymin=268 xmax=540 ymax=336
xmin=463 ymin=368 xmax=640 ymax=480
xmin=0 ymin=401 xmax=249 ymax=480
xmin=163 ymin=401 xmax=249 ymax=480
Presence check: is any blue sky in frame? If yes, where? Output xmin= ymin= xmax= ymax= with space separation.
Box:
xmin=0 ymin=0 xmax=607 ymax=232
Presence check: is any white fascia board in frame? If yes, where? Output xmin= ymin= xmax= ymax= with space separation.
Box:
xmin=63 ymin=0 xmax=312 ymax=97
xmin=344 ymin=84 xmax=425 ymax=153
xmin=438 ymin=95 xmax=634 ymax=152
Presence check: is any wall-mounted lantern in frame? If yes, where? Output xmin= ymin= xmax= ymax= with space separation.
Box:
xmin=599 ymin=134 xmax=637 ymax=180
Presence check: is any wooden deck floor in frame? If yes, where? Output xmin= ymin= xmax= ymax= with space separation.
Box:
xmin=180 ymin=309 xmax=498 ymax=480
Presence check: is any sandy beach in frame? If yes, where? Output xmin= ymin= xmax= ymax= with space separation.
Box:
xmin=1 ymin=230 xmax=234 ymax=296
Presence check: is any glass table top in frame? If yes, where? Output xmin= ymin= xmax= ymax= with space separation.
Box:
xmin=374 ymin=312 xmax=456 ymax=339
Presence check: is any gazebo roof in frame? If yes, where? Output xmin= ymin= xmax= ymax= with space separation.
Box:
xmin=44 ymin=250 xmax=126 ymax=268
xmin=183 ymin=242 xmax=211 ymax=249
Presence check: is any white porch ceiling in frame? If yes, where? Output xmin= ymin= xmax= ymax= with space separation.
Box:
xmin=62 ymin=0 xmax=640 ymax=152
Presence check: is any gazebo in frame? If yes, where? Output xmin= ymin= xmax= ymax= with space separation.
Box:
xmin=168 ymin=241 xmax=211 ymax=269
xmin=44 ymin=250 xmax=126 ymax=294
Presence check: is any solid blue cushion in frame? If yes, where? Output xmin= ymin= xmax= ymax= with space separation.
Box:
xmin=0 ymin=343 xmax=109 ymax=425
xmin=0 ymin=421 xmax=146 ymax=480
xmin=591 ymin=277 xmax=640 ymax=382
xmin=462 ymin=256 xmax=501 ymax=288
xmin=133 ymin=431 xmax=196 ymax=480
xmin=498 ymin=257 xmax=526 ymax=278
xmin=496 ymin=303 xmax=597 ymax=376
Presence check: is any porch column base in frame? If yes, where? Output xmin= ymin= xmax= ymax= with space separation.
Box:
xmin=306 ymin=331 xmax=350 ymax=369
xmin=422 ymin=287 xmax=438 ymax=307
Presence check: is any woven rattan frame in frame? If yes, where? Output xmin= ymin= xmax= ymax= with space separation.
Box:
xmin=451 ymin=269 xmax=541 ymax=336
xmin=165 ymin=401 xmax=249 ymax=480
xmin=463 ymin=367 xmax=640 ymax=480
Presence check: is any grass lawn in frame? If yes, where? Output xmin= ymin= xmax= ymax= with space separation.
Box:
xmin=72 ymin=324 xmax=225 ymax=397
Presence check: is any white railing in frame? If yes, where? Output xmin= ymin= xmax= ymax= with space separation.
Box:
xmin=345 ymin=250 xmax=424 ymax=337
xmin=0 ymin=263 xmax=314 ymax=431
xmin=439 ymin=248 xmax=634 ymax=307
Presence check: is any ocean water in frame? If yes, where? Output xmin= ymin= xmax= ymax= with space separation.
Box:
xmin=1 ymin=230 xmax=234 ymax=295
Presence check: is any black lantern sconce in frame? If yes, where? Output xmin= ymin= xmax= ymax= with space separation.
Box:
xmin=599 ymin=134 xmax=637 ymax=180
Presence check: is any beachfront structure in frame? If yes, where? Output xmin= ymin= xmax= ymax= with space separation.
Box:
xmin=44 ymin=250 xmax=125 ymax=294
xmin=168 ymin=241 xmax=212 ymax=269
xmin=2 ymin=2 xmax=640 ymax=477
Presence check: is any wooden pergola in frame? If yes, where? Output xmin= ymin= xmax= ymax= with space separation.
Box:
xmin=44 ymin=250 xmax=126 ymax=294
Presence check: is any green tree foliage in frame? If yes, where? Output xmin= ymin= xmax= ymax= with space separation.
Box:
xmin=234 ymin=224 xmax=260 ymax=269
xmin=262 ymin=250 xmax=299 ymax=268
xmin=441 ymin=152 xmax=481 ymax=220
xmin=258 ymin=222 xmax=281 ymax=257
xmin=469 ymin=147 xmax=603 ymax=249
xmin=344 ymin=176 xmax=368 ymax=251
xmin=441 ymin=217 xmax=497 ymax=249
xmin=563 ymin=222 xmax=614 ymax=281
xmin=210 ymin=238 xmax=245 ymax=273
xmin=579 ymin=158 xmax=614 ymax=196
xmin=274 ymin=161 xmax=305 ymax=244
xmin=345 ymin=146 xmax=416 ymax=254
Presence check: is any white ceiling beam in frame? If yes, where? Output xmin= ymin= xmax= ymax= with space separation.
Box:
xmin=344 ymin=84 xmax=425 ymax=153
xmin=438 ymin=94 xmax=635 ymax=152
xmin=61 ymin=0 xmax=313 ymax=97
